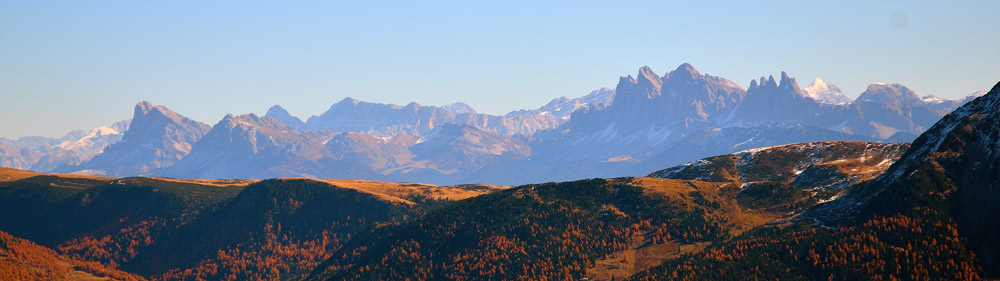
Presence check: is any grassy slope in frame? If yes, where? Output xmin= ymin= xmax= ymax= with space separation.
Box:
xmin=0 ymin=168 xmax=505 ymax=281
xmin=305 ymin=141 xmax=909 ymax=281
xmin=307 ymin=177 xmax=791 ymax=281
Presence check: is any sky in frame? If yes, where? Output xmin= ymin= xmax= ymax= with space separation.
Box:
xmin=2 ymin=1 xmax=999 ymax=138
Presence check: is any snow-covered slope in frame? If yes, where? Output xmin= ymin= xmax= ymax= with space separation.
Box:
xmin=0 ymin=120 xmax=129 ymax=172
xmin=651 ymin=141 xmax=909 ymax=202
xmin=505 ymin=88 xmax=615 ymax=123
xmin=802 ymin=77 xmax=853 ymax=105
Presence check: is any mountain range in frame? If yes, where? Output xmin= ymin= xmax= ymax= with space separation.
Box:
xmin=2 ymin=63 xmax=985 ymax=186
xmin=0 ymin=79 xmax=998 ymax=280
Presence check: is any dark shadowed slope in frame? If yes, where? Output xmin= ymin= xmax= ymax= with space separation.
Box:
xmin=632 ymin=81 xmax=1000 ymax=280
xmin=0 ymin=168 xmax=506 ymax=280
xmin=306 ymin=140 xmax=905 ymax=281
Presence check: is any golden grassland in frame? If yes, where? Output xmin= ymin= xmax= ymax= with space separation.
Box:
xmin=0 ymin=167 xmax=508 ymax=206
xmin=0 ymin=167 xmax=40 ymax=182
xmin=316 ymin=178 xmax=508 ymax=205
xmin=584 ymin=177 xmax=786 ymax=280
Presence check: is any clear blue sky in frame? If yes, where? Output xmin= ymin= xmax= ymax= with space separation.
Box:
xmin=2 ymin=1 xmax=998 ymax=138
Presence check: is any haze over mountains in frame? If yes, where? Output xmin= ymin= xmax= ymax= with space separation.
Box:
xmin=1 ymin=77 xmax=998 ymax=280
xmin=1 ymin=63 xmax=985 ymax=185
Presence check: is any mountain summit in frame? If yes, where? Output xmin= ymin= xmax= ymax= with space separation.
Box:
xmin=802 ymin=77 xmax=852 ymax=104
xmin=160 ymin=113 xmax=329 ymax=179
xmin=855 ymin=83 xmax=924 ymax=107
xmin=301 ymin=98 xmax=557 ymax=137
xmin=21 ymin=64 xmax=987 ymax=186
xmin=69 ymin=101 xmax=210 ymax=176
xmin=264 ymin=105 xmax=305 ymax=129
xmin=813 ymin=81 xmax=1000 ymax=276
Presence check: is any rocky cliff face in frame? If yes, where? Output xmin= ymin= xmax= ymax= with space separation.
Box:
xmin=410 ymin=124 xmax=530 ymax=170
xmin=264 ymin=105 xmax=305 ymax=130
xmin=67 ymin=102 xmax=209 ymax=176
xmin=324 ymin=132 xmax=417 ymax=170
xmin=536 ymin=64 xmax=745 ymax=163
xmin=301 ymin=97 xmax=559 ymax=137
xmin=5 ymin=64 xmax=985 ymax=187
xmin=160 ymin=113 xmax=335 ymax=179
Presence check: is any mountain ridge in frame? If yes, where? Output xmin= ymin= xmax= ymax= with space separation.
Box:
xmin=14 ymin=64 xmax=985 ymax=186
xmin=59 ymin=101 xmax=210 ymax=177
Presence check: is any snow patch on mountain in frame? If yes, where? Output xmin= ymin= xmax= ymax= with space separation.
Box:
xmin=802 ymin=78 xmax=853 ymax=105
xmin=56 ymin=126 xmax=122 ymax=150
xmin=506 ymin=88 xmax=615 ymax=123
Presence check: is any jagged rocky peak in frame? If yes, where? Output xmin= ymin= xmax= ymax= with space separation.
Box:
xmin=777 ymin=71 xmax=801 ymax=92
xmin=334 ymin=97 xmax=361 ymax=107
xmin=218 ymin=113 xmax=243 ymax=126
xmin=668 ymin=62 xmax=701 ymax=81
xmin=265 ymin=105 xmax=292 ymax=117
xmin=749 ymin=73 xmax=789 ymax=91
xmin=742 ymin=71 xmax=807 ymax=97
xmin=133 ymin=100 xmax=183 ymax=122
xmin=136 ymin=100 xmax=156 ymax=114
xmin=441 ymin=102 xmax=477 ymax=114
xmin=219 ymin=113 xmax=289 ymax=131
xmin=124 ymin=101 xmax=207 ymax=143
xmin=69 ymin=101 xmax=209 ymax=176
xmin=856 ymin=83 xmax=923 ymax=107
xmin=749 ymin=75 xmax=779 ymax=90
xmin=216 ymin=113 xmax=242 ymax=128
xmin=613 ymin=66 xmax=663 ymax=104
xmin=636 ymin=65 xmax=663 ymax=91
xmin=618 ymin=74 xmax=637 ymax=86
xmin=264 ymin=105 xmax=305 ymax=129
xmin=403 ymin=101 xmax=421 ymax=109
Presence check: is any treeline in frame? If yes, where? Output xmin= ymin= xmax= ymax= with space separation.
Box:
xmin=140 ymin=179 xmax=426 ymax=280
xmin=309 ymin=178 xmax=735 ymax=281
xmin=0 ymin=230 xmax=143 ymax=281
xmin=631 ymin=212 xmax=980 ymax=280
xmin=0 ymin=176 xmax=442 ymax=281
